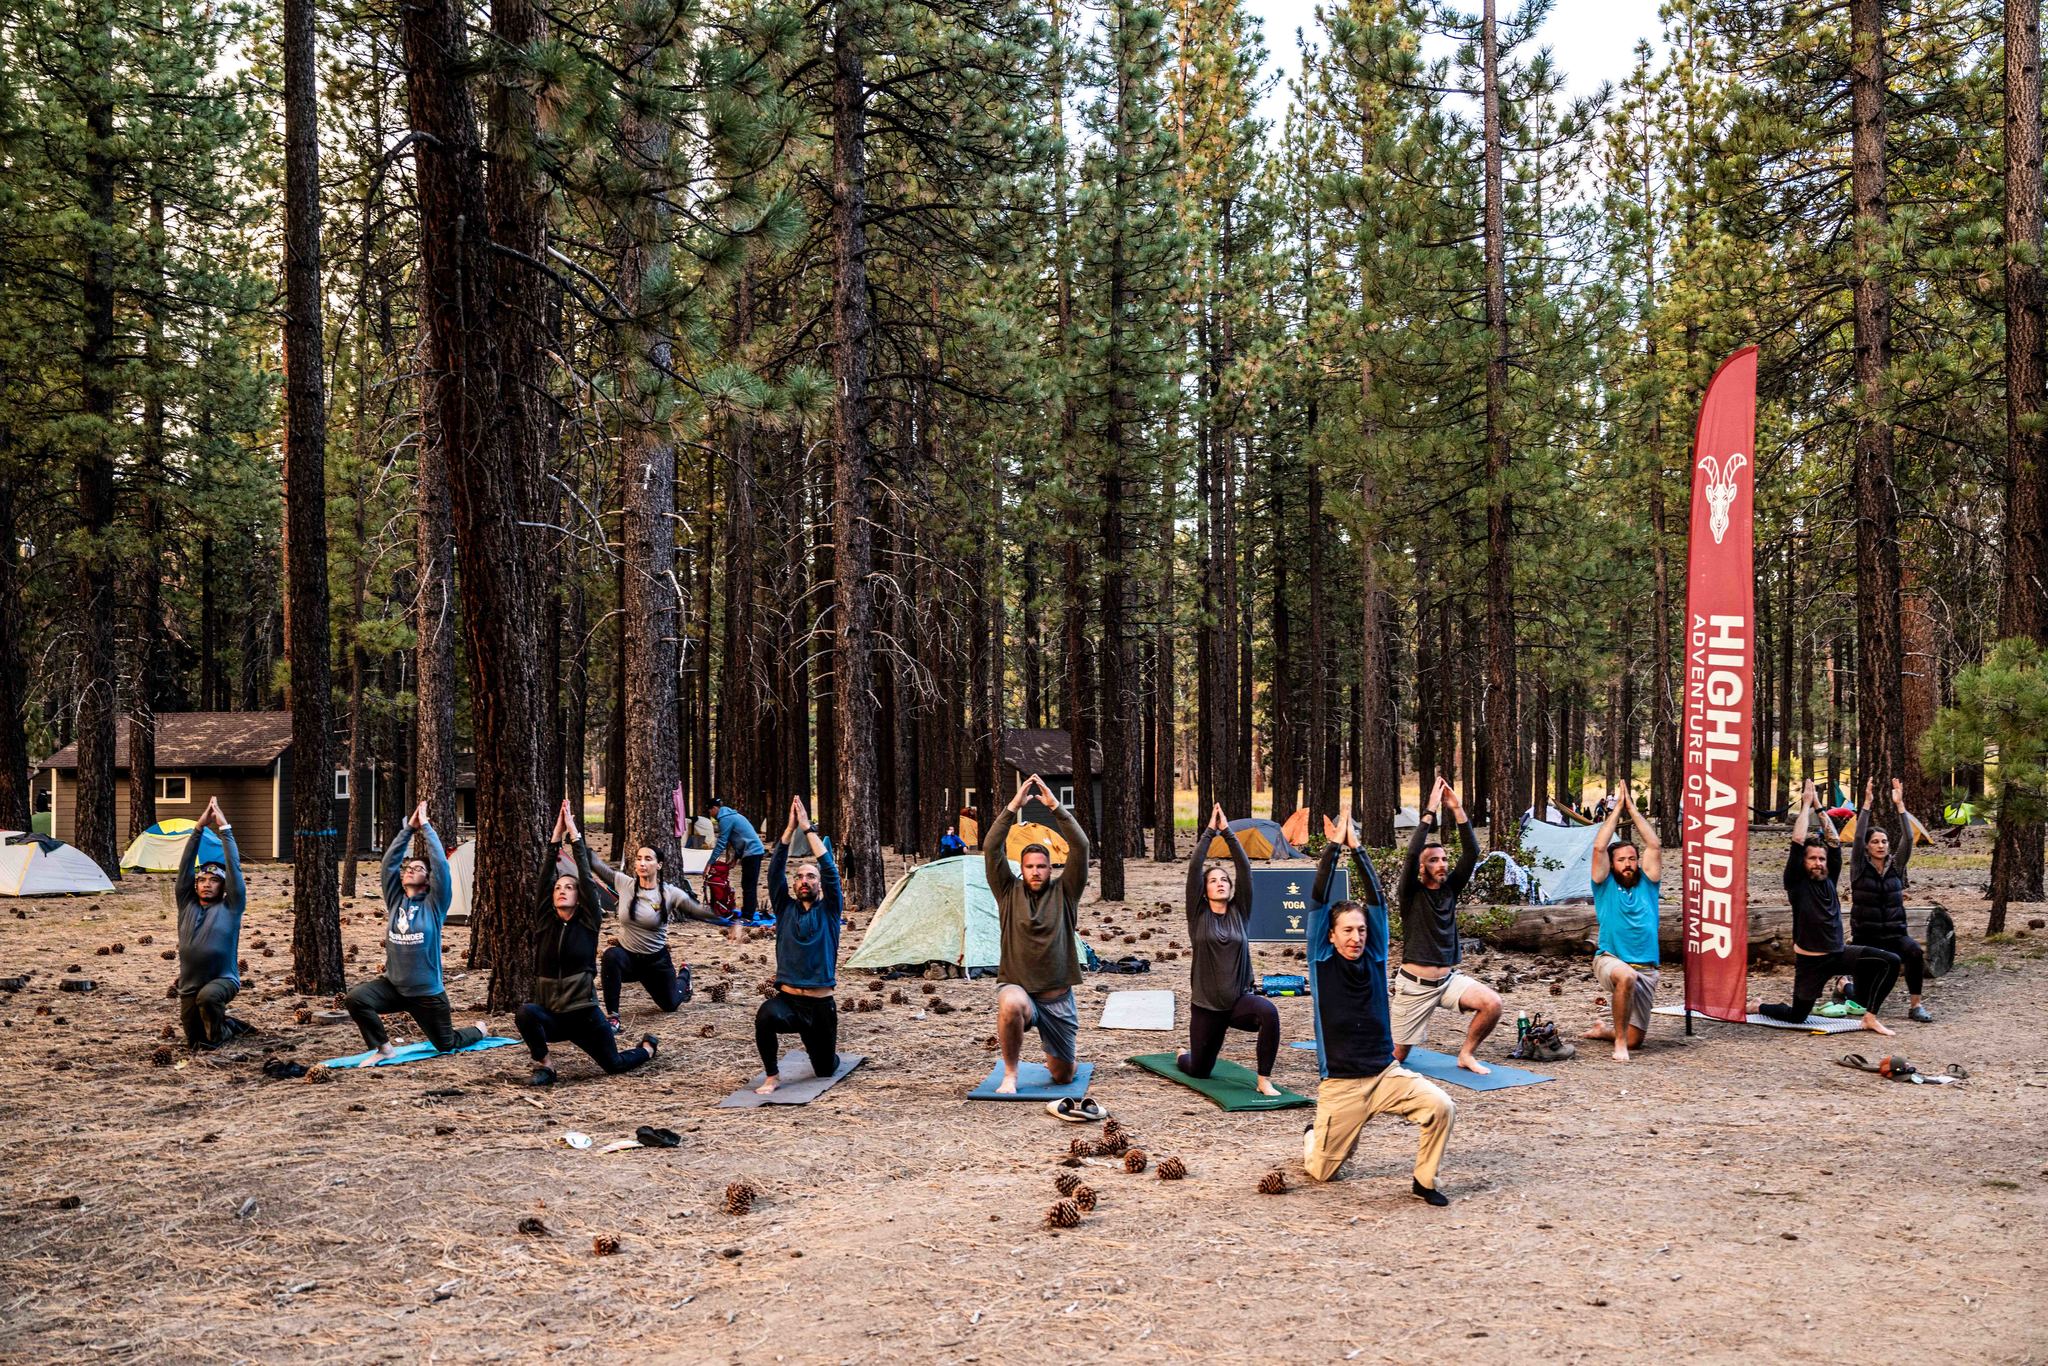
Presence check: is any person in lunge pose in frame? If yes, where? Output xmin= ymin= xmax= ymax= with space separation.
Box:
xmin=1584 ymin=786 xmax=1664 ymax=1062
xmin=1177 ymin=803 xmax=1280 ymax=1095
xmin=1850 ymin=777 xmax=1933 ymax=1023
xmin=1303 ymin=813 xmax=1457 ymax=1205
xmin=174 ymin=798 xmax=247 ymax=1049
xmin=592 ymin=842 xmax=731 ymax=1028
xmin=346 ymin=801 xmax=485 ymax=1059
xmin=984 ymin=773 xmax=1090 ymax=1095
xmin=515 ymin=801 xmax=659 ymax=1084
xmin=1391 ymin=779 xmax=1501 ymax=1074
xmin=752 ymin=796 xmax=845 ymax=1094
xmin=1751 ymin=780 xmax=1900 ymax=1035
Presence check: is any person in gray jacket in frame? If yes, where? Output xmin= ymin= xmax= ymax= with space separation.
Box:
xmin=174 ymin=798 xmax=247 ymax=1048
xmin=593 ymin=843 xmax=734 ymax=1027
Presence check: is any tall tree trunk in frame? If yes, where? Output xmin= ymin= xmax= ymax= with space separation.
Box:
xmin=1064 ymin=541 xmax=1093 ymax=836
xmin=1152 ymin=497 xmax=1176 ymax=859
xmin=283 ymin=0 xmax=342 ymax=990
xmin=1358 ymin=519 xmax=1394 ymax=846
xmin=1414 ymin=534 xmax=1437 ymax=808
xmin=1306 ymin=454 xmax=1332 ymax=819
xmin=1479 ymin=0 xmax=1516 ymax=848
xmin=128 ymin=192 xmax=167 ymax=846
xmin=0 ymin=483 xmax=30 ymax=829
xmin=1270 ymin=442 xmax=1294 ymax=822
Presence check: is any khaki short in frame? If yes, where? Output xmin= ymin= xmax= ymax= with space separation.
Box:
xmin=1390 ymin=970 xmax=1481 ymax=1047
xmin=1593 ymin=953 xmax=1659 ymax=1038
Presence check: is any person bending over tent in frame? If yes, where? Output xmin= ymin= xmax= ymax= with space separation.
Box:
xmin=346 ymin=802 xmax=485 ymax=1060
xmin=1391 ymin=779 xmax=1500 ymax=1074
xmin=705 ymin=798 xmax=768 ymax=924
xmin=985 ymin=774 xmax=1091 ymax=1095
xmin=1303 ymin=813 xmax=1456 ymax=1206
xmin=174 ymin=798 xmax=247 ymax=1049
xmin=517 ymin=801 xmax=659 ymax=1085
xmin=1178 ymin=802 xmax=1280 ymax=1095
xmin=594 ymin=842 xmax=730 ymax=1029
xmin=1584 ymin=786 xmax=1663 ymax=1063
xmin=1752 ymin=781 xmax=1900 ymax=1035
xmin=752 ymin=796 xmax=844 ymax=1095
xmin=1851 ymin=778 xmax=1933 ymax=1024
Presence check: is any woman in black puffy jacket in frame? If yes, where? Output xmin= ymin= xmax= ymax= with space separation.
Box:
xmin=1849 ymin=777 xmax=1932 ymax=1023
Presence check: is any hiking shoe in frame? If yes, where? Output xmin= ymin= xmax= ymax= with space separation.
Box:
xmin=1908 ymin=1004 xmax=1933 ymax=1023
xmin=606 ymin=1013 xmax=621 ymax=1032
xmin=1525 ymin=1021 xmax=1576 ymax=1062
xmin=529 ymin=1066 xmax=557 ymax=1087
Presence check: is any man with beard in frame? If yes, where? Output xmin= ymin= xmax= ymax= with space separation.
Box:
xmin=751 ymin=795 xmax=845 ymax=1094
xmin=984 ymin=773 xmax=1090 ymax=1095
xmin=1584 ymin=785 xmax=1664 ymax=1062
xmin=1751 ymin=780 xmax=1900 ymax=1035
xmin=1391 ymin=779 xmax=1499 ymax=1074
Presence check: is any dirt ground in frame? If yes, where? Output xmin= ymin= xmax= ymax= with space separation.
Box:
xmin=3 ymin=827 xmax=2045 ymax=1364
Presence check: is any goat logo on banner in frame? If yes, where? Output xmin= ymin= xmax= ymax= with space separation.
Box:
xmin=1698 ymin=451 xmax=1747 ymax=545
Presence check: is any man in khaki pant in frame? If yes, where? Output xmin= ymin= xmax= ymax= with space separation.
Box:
xmin=1303 ymin=815 xmax=1457 ymax=1204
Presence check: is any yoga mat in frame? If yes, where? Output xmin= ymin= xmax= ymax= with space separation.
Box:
xmin=321 ymin=1036 xmax=521 ymax=1069
xmin=1098 ymin=990 xmax=1176 ymax=1031
xmin=967 ymin=1060 xmax=1094 ymax=1101
xmin=1288 ymin=1041 xmax=1553 ymax=1091
xmin=1651 ymin=1005 xmax=1866 ymax=1034
xmin=717 ymin=1053 xmax=866 ymax=1108
xmin=1127 ymin=1053 xmax=1310 ymax=1111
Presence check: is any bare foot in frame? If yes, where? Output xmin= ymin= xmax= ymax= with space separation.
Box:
xmin=371 ymin=1042 xmax=397 ymax=1065
xmin=1457 ymin=1052 xmax=1491 ymax=1075
xmin=995 ymin=1071 xmax=1019 ymax=1095
xmin=1860 ymin=1013 xmax=1895 ymax=1037
xmin=1255 ymin=1079 xmax=1282 ymax=1097
xmin=1612 ymin=1041 xmax=1630 ymax=1063
xmin=754 ymin=1074 xmax=782 ymax=1095
xmin=1581 ymin=1022 xmax=1615 ymax=1041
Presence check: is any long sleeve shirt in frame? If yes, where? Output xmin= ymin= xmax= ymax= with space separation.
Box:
xmin=708 ymin=806 xmax=766 ymax=864
xmin=769 ymin=836 xmax=844 ymax=990
xmin=175 ymin=826 xmax=246 ymax=995
xmin=1784 ymin=841 xmax=1845 ymax=954
xmin=1397 ymin=813 xmax=1478 ymax=967
xmin=1185 ymin=825 xmax=1255 ymax=1011
xmin=589 ymin=852 xmax=715 ymax=955
xmin=985 ymin=805 xmax=1090 ymax=994
xmin=380 ymin=825 xmax=454 ymax=996
xmin=533 ymin=836 xmax=604 ymax=1014
xmin=1308 ymin=844 xmax=1394 ymax=1080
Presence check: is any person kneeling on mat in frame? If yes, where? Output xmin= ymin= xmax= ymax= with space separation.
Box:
xmin=1392 ymin=779 xmax=1501 ymax=1075
xmin=592 ymin=842 xmax=732 ymax=1030
xmin=346 ymin=801 xmax=485 ymax=1060
xmin=174 ymin=798 xmax=248 ymax=1049
xmin=1752 ymin=780 xmax=1900 ymax=1036
xmin=985 ymin=774 xmax=1091 ymax=1096
xmin=752 ymin=796 xmax=844 ymax=1095
xmin=1304 ymin=813 xmax=1456 ymax=1206
xmin=1583 ymin=785 xmax=1662 ymax=1063
xmin=1850 ymin=777 xmax=1933 ymax=1023
xmin=516 ymin=801 xmax=659 ymax=1085
xmin=1179 ymin=802 xmax=1280 ymax=1096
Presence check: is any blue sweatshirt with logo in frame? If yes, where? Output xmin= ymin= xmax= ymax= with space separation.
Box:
xmin=381 ymin=824 xmax=453 ymax=996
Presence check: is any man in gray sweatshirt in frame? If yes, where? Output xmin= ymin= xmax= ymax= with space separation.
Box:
xmin=344 ymin=802 xmax=484 ymax=1059
xmin=175 ymin=798 xmax=246 ymax=1048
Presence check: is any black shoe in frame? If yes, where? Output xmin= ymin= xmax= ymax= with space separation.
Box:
xmin=1412 ymin=1179 xmax=1449 ymax=1207
xmin=635 ymin=1125 xmax=681 ymax=1148
xmin=1907 ymin=1004 xmax=1933 ymax=1023
xmin=529 ymin=1066 xmax=557 ymax=1087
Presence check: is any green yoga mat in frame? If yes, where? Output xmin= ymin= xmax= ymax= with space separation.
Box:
xmin=1126 ymin=1054 xmax=1311 ymax=1111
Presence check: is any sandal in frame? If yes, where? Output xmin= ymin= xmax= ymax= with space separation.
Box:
xmin=635 ymin=1125 xmax=681 ymax=1148
xmin=1047 ymin=1096 xmax=1106 ymax=1123
xmin=641 ymin=1034 xmax=659 ymax=1062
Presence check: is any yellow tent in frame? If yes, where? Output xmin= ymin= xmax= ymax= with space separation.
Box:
xmin=119 ymin=818 xmax=200 ymax=872
xmin=960 ymin=813 xmax=979 ymax=846
xmin=1279 ymin=807 xmax=1309 ymax=850
xmin=1004 ymin=821 xmax=1070 ymax=865
xmin=1836 ymin=811 xmax=1933 ymax=847
xmin=1203 ymin=818 xmax=1301 ymax=860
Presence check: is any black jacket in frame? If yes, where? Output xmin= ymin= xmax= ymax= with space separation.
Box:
xmin=534 ymin=837 xmax=604 ymax=1014
xmin=1848 ymin=808 xmax=1912 ymax=942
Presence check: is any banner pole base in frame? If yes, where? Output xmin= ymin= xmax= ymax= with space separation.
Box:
xmin=1685 ymin=1006 xmax=1694 ymax=1037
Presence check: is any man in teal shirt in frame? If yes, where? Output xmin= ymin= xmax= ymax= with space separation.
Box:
xmin=1585 ymin=787 xmax=1663 ymax=1063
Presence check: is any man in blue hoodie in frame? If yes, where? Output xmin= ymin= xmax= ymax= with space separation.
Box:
xmin=344 ymin=801 xmax=484 ymax=1059
xmin=751 ymin=795 xmax=844 ymax=1094
xmin=175 ymin=798 xmax=247 ymax=1048
xmin=705 ymin=799 xmax=768 ymax=924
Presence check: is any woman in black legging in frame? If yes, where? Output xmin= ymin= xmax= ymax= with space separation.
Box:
xmin=1177 ymin=803 xmax=1280 ymax=1095
xmin=515 ymin=801 xmax=660 ymax=1086
xmin=1850 ymin=777 xmax=1932 ymax=1023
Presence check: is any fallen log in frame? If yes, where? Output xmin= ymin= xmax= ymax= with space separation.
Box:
xmin=1472 ymin=902 xmax=1952 ymax=973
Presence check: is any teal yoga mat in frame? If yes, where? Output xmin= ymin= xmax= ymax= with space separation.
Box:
xmin=967 ymin=1060 xmax=1094 ymax=1100
xmin=1126 ymin=1053 xmax=1310 ymax=1110
xmin=322 ymin=1037 xmax=521 ymax=1069
xmin=1289 ymin=1041 xmax=1553 ymax=1091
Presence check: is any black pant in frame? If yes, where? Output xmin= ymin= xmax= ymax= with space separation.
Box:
xmin=515 ymin=1002 xmax=652 ymax=1074
xmin=346 ymin=976 xmax=484 ymax=1052
xmin=1856 ymin=931 xmax=1924 ymax=995
xmin=1758 ymin=945 xmax=1902 ymax=1022
xmin=1179 ymin=991 xmax=1280 ymax=1078
xmin=601 ymin=945 xmax=690 ymax=1015
xmin=179 ymin=977 xmax=239 ymax=1048
xmin=739 ymin=853 xmax=764 ymax=919
xmin=755 ymin=991 xmax=838 ymax=1078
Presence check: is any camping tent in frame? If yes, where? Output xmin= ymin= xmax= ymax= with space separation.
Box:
xmin=1394 ymin=805 xmax=1421 ymax=834
xmin=1524 ymin=803 xmax=1592 ymax=828
xmin=0 ymin=832 xmax=114 ymax=896
xmin=848 ymin=855 xmax=1088 ymax=973
xmin=1004 ymin=820 xmax=1071 ymax=865
xmin=1835 ymin=811 xmax=1933 ymax=846
xmin=447 ymin=842 xmax=621 ymax=925
xmin=1516 ymin=820 xmax=1601 ymax=904
xmin=1279 ymin=807 xmax=1310 ymax=850
xmin=120 ymin=818 xmax=223 ymax=872
xmin=1205 ymin=817 xmax=1301 ymax=861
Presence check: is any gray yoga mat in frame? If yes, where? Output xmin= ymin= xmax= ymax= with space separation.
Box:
xmin=718 ymin=1053 xmax=866 ymax=1107
xmin=1651 ymin=1005 xmax=1866 ymax=1034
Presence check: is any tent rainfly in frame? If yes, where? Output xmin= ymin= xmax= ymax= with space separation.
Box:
xmin=1002 ymin=820 xmax=1071 ymax=866
xmin=1204 ymin=816 xmax=1302 ymax=861
xmin=1515 ymin=820 xmax=1602 ymax=904
xmin=0 ymin=833 xmax=115 ymax=896
xmin=120 ymin=819 xmax=223 ymax=872
xmin=849 ymin=855 xmax=1087 ymax=974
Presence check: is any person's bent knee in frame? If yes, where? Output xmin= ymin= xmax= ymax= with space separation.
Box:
xmin=515 ymin=1002 xmax=545 ymax=1027
xmin=1045 ymin=1056 xmax=1076 ymax=1084
xmin=1177 ymin=1051 xmax=1212 ymax=1079
xmin=345 ymin=980 xmax=379 ymax=1009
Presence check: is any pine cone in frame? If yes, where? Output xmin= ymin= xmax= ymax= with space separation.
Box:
xmin=700 ymin=1023 xmax=716 ymax=1037
xmin=1123 ymin=1149 xmax=1148 ymax=1174
xmin=1045 ymin=1199 xmax=1080 ymax=1229
xmin=889 ymin=990 xmax=907 ymax=1005
xmin=921 ymin=983 xmax=937 ymax=994
xmin=723 ymin=1181 xmax=757 ymax=1216
xmin=930 ymin=998 xmax=955 ymax=1015
xmin=1099 ymin=1132 xmax=1130 ymax=1157
xmin=138 ymin=935 xmax=153 ymax=945
xmin=707 ymin=981 xmax=729 ymax=1003
xmin=1069 ymin=1138 xmax=1093 ymax=1158
xmin=151 ymin=1044 xmax=174 ymax=1067
xmin=294 ymin=1008 xmax=313 ymax=1024
xmin=160 ymin=949 xmax=177 ymax=961
xmin=1102 ymin=1117 xmax=1126 ymax=1141
xmin=159 ymin=1023 xmax=176 ymax=1040
xmin=591 ymin=1235 xmax=620 ymax=1256
xmin=1054 ymin=1171 xmax=1082 ymax=1196
xmin=111 ymin=942 xmax=125 ymax=954
xmin=1258 ymin=1170 xmax=1288 ymax=1195
xmin=1157 ymin=1156 xmax=1186 ymax=1181
xmin=1072 ymin=1184 xmax=1097 ymax=1211
xmin=516 ymin=1216 xmax=550 ymax=1236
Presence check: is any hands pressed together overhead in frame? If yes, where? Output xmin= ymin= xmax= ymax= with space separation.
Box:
xmin=1007 ymin=773 xmax=1059 ymax=813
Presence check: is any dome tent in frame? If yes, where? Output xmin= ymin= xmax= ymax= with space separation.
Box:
xmin=848 ymin=856 xmax=1088 ymax=974
xmin=1203 ymin=817 xmax=1301 ymax=861
xmin=120 ymin=819 xmax=224 ymax=873
xmin=0 ymin=832 xmax=115 ymax=896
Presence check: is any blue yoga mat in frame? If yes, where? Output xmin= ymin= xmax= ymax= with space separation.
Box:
xmin=322 ymin=1036 xmax=521 ymax=1069
xmin=1289 ymin=1042 xmax=1552 ymax=1091
xmin=967 ymin=1060 xmax=1094 ymax=1100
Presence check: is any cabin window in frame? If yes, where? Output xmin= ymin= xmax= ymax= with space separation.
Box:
xmin=1059 ymin=785 xmax=1074 ymax=807
xmin=962 ymin=788 xmax=977 ymax=812
xmin=333 ymin=768 xmax=350 ymax=800
xmin=156 ymin=775 xmax=190 ymax=803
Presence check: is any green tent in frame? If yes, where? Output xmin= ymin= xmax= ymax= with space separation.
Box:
xmin=848 ymin=855 xmax=1087 ymax=974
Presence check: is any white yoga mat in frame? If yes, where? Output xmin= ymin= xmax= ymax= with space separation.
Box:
xmin=1651 ymin=1005 xmax=1866 ymax=1034
xmin=1099 ymin=989 xmax=1176 ymax=1031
